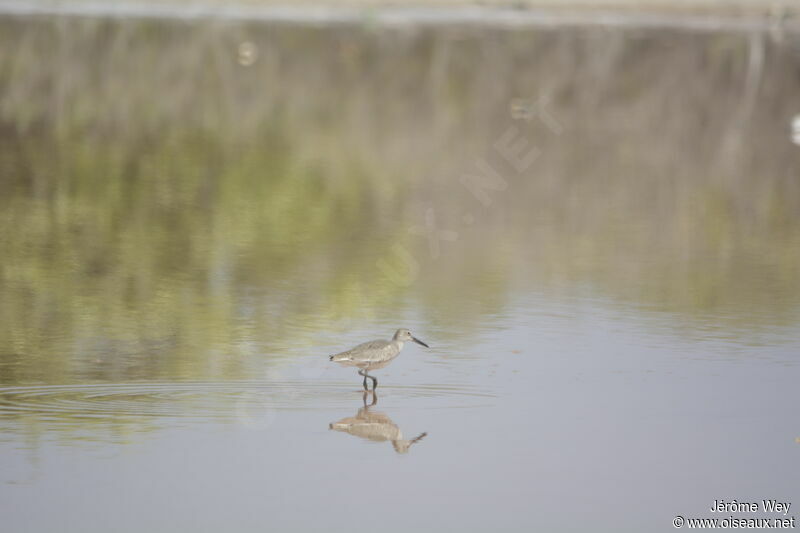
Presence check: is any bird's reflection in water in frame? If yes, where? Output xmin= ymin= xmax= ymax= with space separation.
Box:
xmin=329 ymin=392 xmax=427 ymax=454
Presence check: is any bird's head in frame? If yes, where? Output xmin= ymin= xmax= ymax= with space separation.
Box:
xmin=393 ymin=329 xmax=429 ymax=348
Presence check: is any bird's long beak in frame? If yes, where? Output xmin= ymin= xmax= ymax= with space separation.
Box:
xmin=412 ymin=336 xmax=429 ymax=348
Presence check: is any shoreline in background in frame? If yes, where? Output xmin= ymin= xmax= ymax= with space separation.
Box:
xmin=0 ymin=0 xmax=797 ymax=31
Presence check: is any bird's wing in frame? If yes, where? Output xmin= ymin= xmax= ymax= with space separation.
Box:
xmin=331 ymin=340 xmax=389 ymax=361
xmin=351 ymin=340 xmax=390 ymax=353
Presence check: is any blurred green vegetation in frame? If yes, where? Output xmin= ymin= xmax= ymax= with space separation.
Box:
xmin=0 ymin=15 xmax=798 ymax=388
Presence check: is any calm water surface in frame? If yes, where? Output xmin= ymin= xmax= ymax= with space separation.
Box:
xmin=1 ymin=11 xmax=799 ymax=533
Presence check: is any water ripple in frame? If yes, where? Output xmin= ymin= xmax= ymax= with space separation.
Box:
xmin=0 ymin=381 xmax=494 ymax=421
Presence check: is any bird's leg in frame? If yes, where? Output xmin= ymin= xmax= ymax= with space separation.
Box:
xmin=358 ymin=369 xmax=369 ymax=391
xmin=357 ymin=368 xmax=378 ymax=391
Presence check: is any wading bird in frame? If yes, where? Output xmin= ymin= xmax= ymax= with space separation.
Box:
xmin=329 ymin=329 xmax=429 ymax=390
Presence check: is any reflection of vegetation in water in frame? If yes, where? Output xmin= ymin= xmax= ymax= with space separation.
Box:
xmin=0 ymin=129 xmax=412 ymax=384
xmin=0 ymin=15 xmax=799 ymax=390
